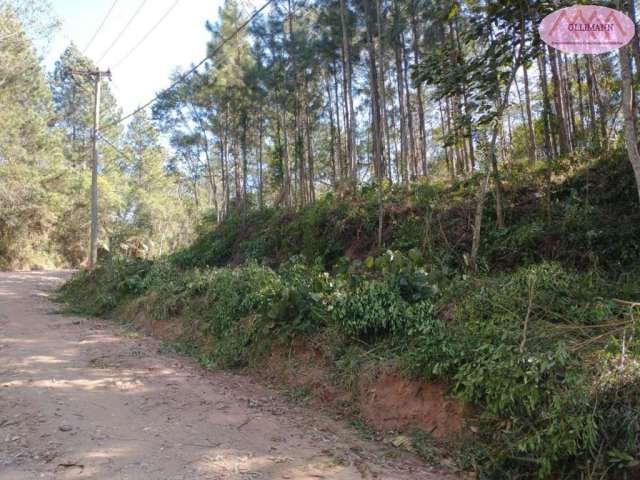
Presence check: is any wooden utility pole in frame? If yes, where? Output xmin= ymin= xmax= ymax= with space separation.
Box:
xmin=67 ymin=68 xmax=111 ymax=268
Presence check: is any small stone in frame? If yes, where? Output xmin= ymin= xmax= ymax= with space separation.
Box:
xmin=59 ymin=425 xmax=72 ymax=432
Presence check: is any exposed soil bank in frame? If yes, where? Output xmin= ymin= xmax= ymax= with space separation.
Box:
xmin=261 ymin=342 xmax=468 ymax=440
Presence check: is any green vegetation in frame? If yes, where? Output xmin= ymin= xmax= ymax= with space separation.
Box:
xmin=174 ymin=151 xmax=640 ymax=274
xmin=61 ymin=152 xmax=640 ymax=479
xmin=6 ymin=0 xmax=640 ymax=477
xmin=0 ymin=3 xmax=193 ymax=270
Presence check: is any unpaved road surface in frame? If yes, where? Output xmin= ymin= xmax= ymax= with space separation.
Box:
xmin=0 ymin=271 xmax=453 ymax=480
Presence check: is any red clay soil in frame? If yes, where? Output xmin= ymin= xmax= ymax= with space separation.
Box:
xmin=262 ymin=341 xmax=468 ymax=440
xmin=358 ymin=373 xmax=465 ymax=438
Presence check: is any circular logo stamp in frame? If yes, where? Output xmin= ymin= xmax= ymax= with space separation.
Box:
xmin=539 ymin=5 xmax=636 ymax=54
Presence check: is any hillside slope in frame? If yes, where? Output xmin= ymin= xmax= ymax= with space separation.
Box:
xmin=61 ymin=153 xmax=640 ymax=479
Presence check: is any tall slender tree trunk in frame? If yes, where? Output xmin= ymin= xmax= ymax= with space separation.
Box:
xmin=233 ymin=139 xmax=241 ymax=204
xmin=463 ymin=93 xmax=475 ymax=172
xmin=537 ymin=54 xmax=553 ymax=220
xmin=628 ymin=0 xmax=640 ymax=82
xmin=506 ymin=112 xmax=513 ymax=163
xmin=547 ymin=46 xmax=570 ymax=155
xmin=258 ymin=105 xmax=264 ymax=209
xmin=538 ymin=53 xmax=555 ymax=161
xmin=389 ymin=101 xmax=399 ymax=182
xmin=457 ymin=97 xmax=469 ymax=175
xmin=220 ymin=139 xmax=228 ymax=217
xmin=452 ymin=19 xmax=474 ymax=174
xmin=241 ymin=116 xmax=248 ymax=204
xmin=561 ymin=53 xmax=577 ymax=148
xmin=574 ymin=55 xmax=586 ymax=137
xmin=191 ymin=108 xmax=219 ymax=219
xmin=518 ymin=67 xmax=536 ymax=165
xmin=445 ymin=97 xmax=457 ymax=178
xmin=305 ymin=97 xmax=316 ymax=203
xmin=332 ymin=66 xmax=345 ymax=181
xmin=376 ymin=0 xmax=392 ymax=182
xmin=222 ymin=107 xmax=231 ymax=215
xmin=515 ymin=74 xmax=531 ymax=157
xmin=619 ymin=44 xmax=640 ymax=204
xmin=394 ymin=20 xmax=409 ymax=186
xmin=339 ymin=0 xmax=357 ymax=182
xmin=585 ymin=55 xmax=600 ymax=148
xmin=326 ymin=76 xmax=338 ymax=187
xmin=491 ymin=130 xmax=505 ymax=229
xmin=401 ymin=32 xmax=417 ymax=179
xmin=438 ymin=100 xmax=453 ymax=183
xmin=281 ymin=108 xmax=292 ymax=208
xmin=365 ymin=0 xmax=385 ymax=246
xmin=411 ymin=0 xmax=428 ymax=176
xmin=587 ymin=56 xmax=608 ymax=150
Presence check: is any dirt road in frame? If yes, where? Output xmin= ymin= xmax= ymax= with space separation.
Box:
xmin=0 ymin=271 xmax=452 ymax=480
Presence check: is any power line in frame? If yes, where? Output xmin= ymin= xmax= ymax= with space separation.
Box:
xmin=112 ymin=0 xmax=182 ymax=69
xmin=97 ymin=0 xmax=148 ymax=65
xmin=83 ymin=0 xmax=119 ymax=54
xmin=99 ymin=0 xmax=275 ymax=133
xmin=64 ymin=74 xmax=136 ymax=171
xmin=98 ymin=132 xmax=136 ymax=166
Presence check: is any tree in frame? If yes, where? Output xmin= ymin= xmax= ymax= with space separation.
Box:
xmin=619 ymin=43 xmax=640 ymax=204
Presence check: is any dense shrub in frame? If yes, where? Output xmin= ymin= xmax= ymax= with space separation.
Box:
xmin=59 ymin=257 xmax=153 ymax=315
xmin=405 ymin=263 xmax=639 ymax=478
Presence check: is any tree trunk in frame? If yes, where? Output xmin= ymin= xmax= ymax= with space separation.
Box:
xmin=574 ymin=55 xmax=586 ymax=138
xmin=339 ymin=0 xmax=357 ymax=182
xmin=233 ymin=139 xmax=241 ymax=204
xmin=588 ymin=56 xmax=608 ymax=150
xmin=628 ymin=0 xmax=640 ymax=82
xmin=547 ymin=46 xmax=570 ymax=155
xmin=241 ymin=116 xmax=248 ymax=204
xmin=445 ymin=97 xmax=457 ymax=178
xmin=191 ymin=107 xmax=219 ymax=220
xmin=522 ymin=64 xmax=537 ymax=165
xmin=305 ymin=103 xmax=316 ymax=203
xmin=537 ymin=54 xmax=553 ymax=220
xmin=282 ymin=108 xmax=292 ymax=208
xmin=376 ymin=0 xmax=392 ymax=182
xmin=401 ymin=32 xmax=417 ymax=180
xmin=393 ymin=16 xmax=409 ymax=186
xmin=585 ymin=55 xmax=600 ymax=149
xmin=515 ymin=70 xmax=534 ymax=165
xmin=619 ymin=44 xmax=640 ymax=204
xmin=538 ymin=53 xmax=554 ymax=161
xmin=439 ymin=100 xmax=453 ymax=183
xmin=491 ymin=129 xmax=505 ymax=229
xmin=365 ymin=0 xmax=384 ymax=246
xmin=258 ymin=105 xmax=264 ymax=209
xmin=222 ymin=108 xmax=231 ymax=215
xmin=332 ymin=63 xmax=345 ymax=181
xmin=561 ymin=53 xmax=577 ymax=149
xmin=452 ymin=18 xmax=474 ymax=174
xmin=411 ymin=0 xmax=428 ymax=176
xmin=326 ymin=76 xmax=338 ymax=187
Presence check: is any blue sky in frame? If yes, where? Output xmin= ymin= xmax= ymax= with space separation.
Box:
xmin=42 ymin=0 xmax=228 ymax=114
